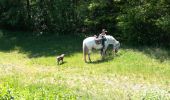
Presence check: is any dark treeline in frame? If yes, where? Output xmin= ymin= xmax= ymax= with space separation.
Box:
xmin=0 ymin=0 xmax=170 ymax=46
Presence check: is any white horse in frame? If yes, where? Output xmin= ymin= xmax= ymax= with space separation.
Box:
xmin=83 ymin=35 xmax=120 ymax=62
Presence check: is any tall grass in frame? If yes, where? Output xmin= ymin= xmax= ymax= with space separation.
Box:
xmin=0 ymin=31 xmax=170 ymax=99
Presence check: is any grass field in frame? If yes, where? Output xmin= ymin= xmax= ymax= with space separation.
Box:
xmin=0 ymin=31 xmax=170 ymax=99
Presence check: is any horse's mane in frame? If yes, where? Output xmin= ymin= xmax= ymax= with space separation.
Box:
xmin=106 ymin=35 xmax=116 ymax=40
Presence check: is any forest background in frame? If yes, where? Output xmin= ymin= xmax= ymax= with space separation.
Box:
xmin=0 ymin=0 xmax=170 ymax=46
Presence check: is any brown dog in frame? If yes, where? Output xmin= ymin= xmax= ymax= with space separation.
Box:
xmin=56 ymin=54 xmax=65 ymax=65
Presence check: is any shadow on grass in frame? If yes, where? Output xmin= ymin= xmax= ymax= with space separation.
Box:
xmin=122 ymin=45 xmax=170 ymax=62
xmin=87 ymin=52 xmax=121 ymax=64
xmin=139 ymin=47 xmax=170 ymax=62
xmin=90 ymin=57 xmax=114 ymax=64
xmin=0 ymin=30 xmax=169 ymax=62
xmin=0 ymin=30 xmax=84 ymax=58
xmin=58 ymin=61 xmax=67 ymax=65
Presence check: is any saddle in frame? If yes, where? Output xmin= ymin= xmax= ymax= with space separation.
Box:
xmin=95 ymin=38 xmax=102 ymax=45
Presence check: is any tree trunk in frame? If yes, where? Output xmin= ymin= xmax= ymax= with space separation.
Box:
xmin=26 ymin=0 xmax=31 ymax=20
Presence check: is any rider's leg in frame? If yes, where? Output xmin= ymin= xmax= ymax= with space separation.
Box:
xmin=100 ymin=38 xmax=105 ymax=55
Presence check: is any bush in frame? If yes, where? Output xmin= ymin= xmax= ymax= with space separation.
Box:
xmin=117 ymin=0 xmax=170 ymax=46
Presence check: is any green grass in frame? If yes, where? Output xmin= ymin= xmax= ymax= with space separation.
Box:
xmin=0 ymin=31 xmax=170 ymax=99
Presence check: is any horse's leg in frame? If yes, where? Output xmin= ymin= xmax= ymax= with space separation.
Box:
xmin=102 ymin=49 xmax=105 ymax=59
xmin=83 ymin=44 xmax=88 ymax=63
xmin=88 ymin=53 xmax=91 ymax=62
xmin=104 ymin=45 xmax=108 ymax=55
xmin=84 ymin=54 xmax=87 ymax=63
xmin=83 ymin=52 xmax=87 ymax=63
xmin=100 ymin=48 xmax=103 ymax=56
xmin=101 ymin=45 xmax=108 ymax=60
xmin=88 ymin=49 xmax=92 ymax=62
xmin=99 ymin=46 xmax=104 ymax=59
xmin=113 ymin=49 xmax=116 ymax=57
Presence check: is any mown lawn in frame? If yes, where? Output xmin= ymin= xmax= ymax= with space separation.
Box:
xmin=0 ymin=31 xmax=170 ymax=99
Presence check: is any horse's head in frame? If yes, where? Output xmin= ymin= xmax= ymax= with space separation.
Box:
xmin=113 ymin=41 xmax=120 ymax=53
xmin=105 ymin=35 xmax=120 ymax=53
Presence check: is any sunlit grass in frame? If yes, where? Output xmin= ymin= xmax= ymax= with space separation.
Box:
xmin=0 ymin=33 xmax=170 ymax=99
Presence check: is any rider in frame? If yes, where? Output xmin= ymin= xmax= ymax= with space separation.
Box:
xmin=99 ymin=29 xmax=107 ymax=53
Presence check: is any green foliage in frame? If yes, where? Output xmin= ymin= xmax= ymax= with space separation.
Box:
xmin=0 ymin=84 xmax=14 ymax=100
xmin=0 ymin=82 xmax=77 ymax=99
xmin=0 ymin=0 xmax=170 ymax=46
xmin=117 ymin=0 xmax=170 ymax=46
xmin=84 ymin=0 xmax=119 ymax=33
xmin=0 ymin=0 xmax=27 ymax=30
xmin=0 ymin=0 xmax=79 ymax=34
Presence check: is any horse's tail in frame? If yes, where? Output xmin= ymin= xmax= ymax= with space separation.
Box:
xmin=83 ymin=42 xmax=87 ymax=62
